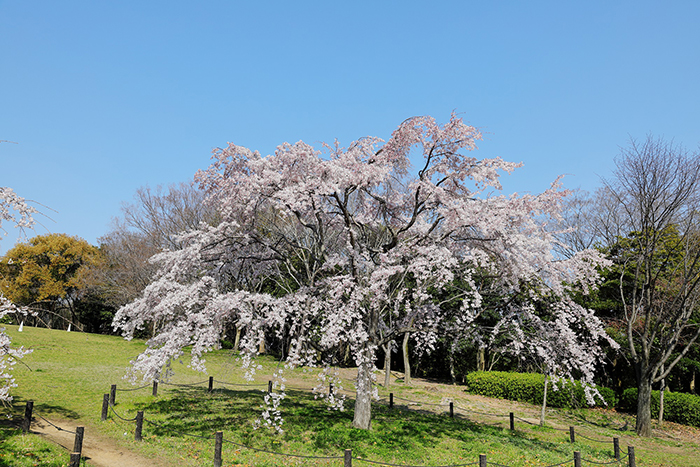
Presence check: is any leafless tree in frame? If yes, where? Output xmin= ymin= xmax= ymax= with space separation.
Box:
xmin=601 ymin=135 xmax=700 ymax=436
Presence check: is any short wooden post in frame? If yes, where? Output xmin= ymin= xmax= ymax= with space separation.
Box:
xmin=135 ymin=411 xmax=144 ymax=441
xmin=23 ymin=401 xmax=33 ymax=433
xmin=208 ymin=376 xmax=214 ymax=393
xmin=569 ymin=426 xmax=575 ymax=443
xmin=214 ymin=431 xmax=223 ymax=467
xmin=329 ymin=383 xmax=334 ymax=396
xmin=389 ymin=393 xmax=394 ymax=409
xmin=628 ymin=446 xmax=636 ymax=467
xmin=613 ymin=437 xmax=620 ymax=460
xmin=479 ymin=454 xmax=487 ymax=467
xmin=110 ymin=384 xmax=117 ymax=406
xmin=152 ymin=381 xmax=158 ymax=396
xmin=73 ymin=426 xmax=84 ymax=456
xmin=101 ymin=394 xmax=109 ymax=421
xmin=344 ymin=449 xmax=352 ymax=467
xmin=573 ymin=451 xmax=581 ymax=467
xmin=268 ymin=380 xmax=273 ymax=394
xmin=449 ymin=402 xmax=454 ymax=418
xmin=509 ymin=412 xmax=515 ymax=430
xmin=69 ymin=452 xmax=81 ymax=467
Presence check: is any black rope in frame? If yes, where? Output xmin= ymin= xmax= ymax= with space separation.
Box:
xmin=108 ymin=405 xmax=137 ymax=422
xmin=219 ymin=436 xmax=343 ymax=460
xmin=580 ymin=456 xmax=624 ymax=465
xmin=160 ymin=380 xmax=210 ymax=388
xmin=118 ymin=384 xmax=152 ymax=392
xmin=35 ymin=415 xmax=77 ymax=435
xmin=354 ymin=458 xmax=479 ymax=467
xmin=213 ymin=379 xmax=268 ymax=388
xmin=575 ymin=432 xmax=614 ymax=443
xmin=538 ymin=460 xmax=573 ymax=467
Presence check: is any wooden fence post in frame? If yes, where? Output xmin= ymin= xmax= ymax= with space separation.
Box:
xmin=628 ymin=446 xmax=636 ymax=467
xmin=329 ymin=383 xmax=334 ymax=397
xmin=152 ymin=381 xmax=158 ymax=396
xmin=573 ymin=451 xmax=581 ymax=467
xmin=450 ymin=402 xmax=454 ymax=418
xmin=613 ymin=437 xmax=620 ymax=460
xmin=344 ymin=449 xmax=352 ymax=467
xmin=389 ymin=393 xmax=393 ymax=409
xmin=479 ymin=454 xmax=487 ymax=467
xmin=69 ymin=452 xmax=81 ymax=467
xmin=569 ymin=426 xmax=575 ymax=443
xmin=268 ymin=380 xmax=273 ymax=394
xmin=101 ymin=394 xmax=109 ymax=421
xmin=214 ymin=431 xmax=223 ymax=467
xmin=209 ymin=376 xmax=214 ymax=393
xmin=509 ymin=412 xmax=514 ymax=431
xmin=73 ymin=426 xmax=84 ymax=457
xmin=110 ymin=384 xmax=117 ymax=406
xmin=23 ymin=401 xmax=33 ymax=433
xmin=135 ymin=411 xmax=144 ymax=441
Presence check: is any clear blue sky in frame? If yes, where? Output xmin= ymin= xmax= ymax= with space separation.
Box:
xmin=2 ymin=1 xmax=699 ymax=254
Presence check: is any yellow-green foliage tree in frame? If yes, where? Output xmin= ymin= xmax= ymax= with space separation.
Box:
xmin=0 ymin=233 xmax=102 ymax=330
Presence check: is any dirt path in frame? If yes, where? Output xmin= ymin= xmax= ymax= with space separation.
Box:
xmin=31 ymin=417 xmax=164 ymax=467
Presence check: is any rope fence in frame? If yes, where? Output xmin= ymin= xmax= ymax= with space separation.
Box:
xmin=86 ymin=377 xmax=638 ymax=467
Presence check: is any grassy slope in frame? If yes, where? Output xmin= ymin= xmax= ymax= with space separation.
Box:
xmin=3 ymin=324 xmax=700 ymax=467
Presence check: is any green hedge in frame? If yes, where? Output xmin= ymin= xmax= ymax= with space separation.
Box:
xmin=464 ymin=371 xmax=617 ymax=409
xmin=619 ymin=388 xmax=700 ymax=428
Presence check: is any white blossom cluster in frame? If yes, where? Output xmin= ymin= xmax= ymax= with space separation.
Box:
xmin=0 ymin=187 xmax=36 ymax=403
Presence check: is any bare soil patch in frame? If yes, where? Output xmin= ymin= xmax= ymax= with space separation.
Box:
xmin=30 ymin=417 xmax=165 ymax=467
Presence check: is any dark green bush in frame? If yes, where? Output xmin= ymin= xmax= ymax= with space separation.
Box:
xmin=464 ymin=371 xmax=616 ymax=409
xmin=619 ymin=388 xmax=700 ymax=428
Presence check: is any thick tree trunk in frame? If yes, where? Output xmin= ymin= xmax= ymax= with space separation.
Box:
xmin=402 ymin=331 xmax=411 ymax=385
xmin=353 ymin=352 xmax=374 ymax=430
xmin=449 ymin=351 xmax=456 ymax=384
xmin=477 ymin=346 xmax=486 ymax=372
xmin=383 ymin=343 xmax=391 ymax=387
xmin=636 ymin=378 xmax=653 ymax=437
xmin=234 ymin=327 xmax=241 ymax=352
xmin=691 ymin=368 xmax=696 ymax=394
xmin=540 ymin=373 xmax=549 ymax=426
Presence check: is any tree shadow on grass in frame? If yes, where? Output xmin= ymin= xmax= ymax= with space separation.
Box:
xmin=8 ymin=396 xmax=81 ymax=422
xmin=130 ymin=385 xmax=616 ymax=463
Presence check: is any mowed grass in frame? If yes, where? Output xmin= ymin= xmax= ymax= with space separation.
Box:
xmin=3 ymin=324 xmax=700 ymax=466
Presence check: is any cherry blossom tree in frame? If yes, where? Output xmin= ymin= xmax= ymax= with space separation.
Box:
xmin=114 ymin=114 xmax=613 ymax=430
xmin=1 ymin=186 xmax=36 ymax=403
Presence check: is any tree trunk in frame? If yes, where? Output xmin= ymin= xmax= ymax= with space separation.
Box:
xmin=540 ymin=373 xmax=549 ymax=426
xmin=636 ymin=378 xmax=653 ymax=437
xmin=383 ymin=342 xmax=391 ymax=387
xmin=691 ymin=368 xmax=696 ymax=394
xmin=352 ymin=351 xmax=374 ymax=430
xmin=658 ymin=368 xmax=665 ymax=426
xmin=477 ymin=346 xmax=486 ymax=372
xmin=234 ymin=327 xmax=241 ymax=352
xmin=402 ymin=331 xmax=411 ymax=385
xmin=449 ymin=350 xmax=456 ymax=384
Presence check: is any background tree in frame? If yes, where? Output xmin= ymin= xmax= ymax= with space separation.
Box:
xmin=1 ymin=233 xmax=101 ymax=331
xmin=94 ymin=182 xmax=220 ymax=331
xmin=593 ymin=136 xmax=700 ymax=436
xmin=114 ymin=115 xmax=613 ymax=431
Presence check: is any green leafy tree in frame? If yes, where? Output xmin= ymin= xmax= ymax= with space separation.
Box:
xmin=0 ymin=233 xmax=102 ymax=330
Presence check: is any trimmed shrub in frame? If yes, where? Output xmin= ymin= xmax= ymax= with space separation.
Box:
xmin=619 ymin=388 xmax=700 ymax=428
xmin=464 ymin=371 xmax=616 ymax=409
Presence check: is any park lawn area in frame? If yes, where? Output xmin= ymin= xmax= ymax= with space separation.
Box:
xmin=3 ymin=324 xmax=700 ymax=466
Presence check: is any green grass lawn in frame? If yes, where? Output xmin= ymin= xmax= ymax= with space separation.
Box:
xmin=4 ymin=324 xmax=700 ymax=466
